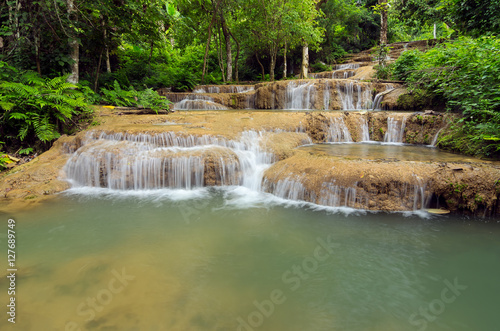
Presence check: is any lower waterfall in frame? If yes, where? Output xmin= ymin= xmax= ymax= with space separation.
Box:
xmin=385 ymin=117 xmax=407 ymax=143
xmin=65 ymin=130 xmax=274 ymax=191
xmin=285 ymin=82 xmax=316 ymax=110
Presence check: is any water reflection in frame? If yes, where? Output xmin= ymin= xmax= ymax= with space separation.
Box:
xmin=300 ymin=142 xmax=495 ymax=163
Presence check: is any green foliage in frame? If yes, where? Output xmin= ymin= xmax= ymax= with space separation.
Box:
xmin=310 ymin=61 xmax=332 ymax=73
xmin=0 ymin=67 xmax=91 ymax=146
xmin=100 ymin=81 xmax=138 ymax=107
xmin=100 ymin=80 xmax=170 ymax=112
xmin=136 ymin=88 xmax=172 ymax=113
xmin=373 ymin=45 xmax=392 ymax=79
xmin=110 ymin=43 xmax=203 ymax=92
xmin=318 ymin=0 xmax=379 ymax=60
xmin=391 ymin=50 xmax=421 ymax=80
xmin=442 ymin=0 xmax=500 ymax=36
xmin=392 ymin=36 xmax=500 ymax=157
xmin=0 ymin=152 xmax=12 ymax=171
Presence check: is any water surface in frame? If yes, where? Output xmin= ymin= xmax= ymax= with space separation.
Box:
xmin=1 ymin=188 xmax=499 ymax=331
xmin=300 ymin=143 xmax=495 ymax=163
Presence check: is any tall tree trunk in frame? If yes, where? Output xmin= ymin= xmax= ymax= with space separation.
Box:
xmin=283 ymin=39 xmax=287 ymax=79
xmin=67 ymin=0 xmax=79 ymax=84
xmin=255 ymin=53 xmax=265 ymax=81
xmin=34 ymin=28 xmax=41 ymax=75
xmin=221 ymin=15 xmax=232 ymax=82
xmin=94 ymin=50 xmax=103 ymax=91
xmin=201 ymin=0 xmax=222 ymax=84
xmin=433 ymin=23 xmax=437 ymax=39
xmin=228 ymin=29 xmax=240 ymax=82
xmin=269 ymin=52 xmax=276 ymax=81
xmin=301 ymin=43 xmax=309 ymax=79
xmin=379 ymin=0 xmax=388 ymax=46
xmin=103 ymin=25 xmax=111 ymax=73
xmin=215 ymin=27 xmax=226 ymax=82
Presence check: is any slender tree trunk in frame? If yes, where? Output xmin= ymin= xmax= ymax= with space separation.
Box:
xmin=34 ymin=28 xmax=41 ymax=75
xmin=94 ymin=50 xmax=103 ymax=91
xmin=433 ymin=23 xmax=437 ymax=39
xmin=379 ymin=0 xmax=388 ymax=46
xmin=221 ymin=16 xmax=232 ymax=82
xmin=215 ymin=27 xmax=226 ymax=82
xmin=8 ymin=0 xmax=21 ymax=40
xmin=255 ymin=53 xmax=265 ymax=81
xmin=283 ymin=39 xmax=287 ymax=79
xmin=201 ymin=0 xmax=222 ymax=84
xmin=228 ymin=29 xmax=240 ymax=82
xmin=67 ymin=0 xmax=79 ymax=84
xmin=301 ymin=43 xmax=309 ymax=79
xmin=269 ymin=52 xmax=276 ymax=81
xmin=103 ymin=25 xmax=111 ymax=73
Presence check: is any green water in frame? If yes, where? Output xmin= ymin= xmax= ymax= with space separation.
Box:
xmin=1 ymin=188 xmax=499 ymax=331
xmin=299 ymin=143 xmax=496 ymax=164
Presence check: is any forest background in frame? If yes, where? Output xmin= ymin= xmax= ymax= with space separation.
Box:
xmin=0 ymin=0 xmax=499 ymax=160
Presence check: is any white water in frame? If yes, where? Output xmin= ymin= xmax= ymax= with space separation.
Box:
xmin=337 ymin=81 xmax=372 ymax=110
xmin=323 ymin=81 xmax=330 ymax=110
xmin=384 ymin=117 xmax=407 ymax=143
xmin=193 ymin=85 xmax=254 ymax=94
xmin=285 ymin=82 xmax=316 ymax=110
xmin=65 ymin=131 xmax=273 ymax=191
xmin=174 ymin=96 xmax=228 ymax=110
xmin=318 ymin=182 xmax=360 ymax=208
xmin=372 ymin=84 xmax=395 ymax=111
xmin=327 ymin=117 xmax=352 ymax=143
xmin=360 ymin=117 xmax=371 ymax=142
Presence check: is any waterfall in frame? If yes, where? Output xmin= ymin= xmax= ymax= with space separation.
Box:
xmin=326 ymin=117 xmax=352 ymax=143
xmin=318 ymin=182 xmax=360 ymax=208
xmin=173 ymin=95 xmax=228 ymax=110
xmin=65 ymin=131 xmax=273 ymax=191
xmin=430 ymin=128 xmax=443 ymax=147
xmin=384 ymin=117 xmax=407 ymax=143
xmin=194 ymin=85 xmax=254 ymax=94
xmin=265 ymin=178 xmax=308 ymax=201
xmin=323 ymin=81 xmax=330 ymax=110
xmin=335 ymin=64 xmax=360 ymax=70
xmin=337 ymin=81 xmax=372 ymax=110
xmin=372 ymin=85 xmax=395 ymax=111
xmin=285 ymin=82 xmax=316 ymax=110
xmin=360 ymin=117 xmax=371 ymax=142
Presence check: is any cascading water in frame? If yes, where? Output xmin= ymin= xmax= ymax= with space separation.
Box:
xmin=174 ymin=94 xmax=228 ymax=110
xmin=285 ymin=82 xmax=316 ymax=110
xmin=323 ymin=81 xmax=330 ymax=110
xmin=337 ymin=81 xmax=372 ymax=110
xmin=384 ymin=117 xmax=407 ymax=143
xmin=360 ymin=117 xmax=371 ymax=142
xmin=318 ymin=182 xmax=360 ymax=208
xmin=65 ymin=130 xmax=274 ymax=191
xmin=335 ymin=64 xmax=361 ymax=70
xmin=193 ymin=85 xmax=254 ymax=94
xmin=327 ymin=117 xmax=352 ymax=143
xmin=372 ymin=84 xmax=395 ymax=111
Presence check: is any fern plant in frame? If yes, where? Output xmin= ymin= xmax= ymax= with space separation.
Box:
xmin=100 ymin=81 xmax=171 ymax=112
xmin=0 ymin=68 xmax=91 ymax=144
xmin=100 ymin=80 xmax=138 ymax=107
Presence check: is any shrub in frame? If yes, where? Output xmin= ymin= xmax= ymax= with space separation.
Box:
xmin=0 ymin=65 xmax=91 ymax=146
xmin=394 ymin=36 xmax=500 ymax=157
xmin=100 ymin=81 xmax=171 ymax=112
xmin=391 ymin=50 xmax=422 ymax=81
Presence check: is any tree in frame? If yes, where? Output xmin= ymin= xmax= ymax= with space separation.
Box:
xmin=442 ymin=0 xmax=500 ymax=36
xmin=379 ymin=0 xmax=388 ymax=45
xmin=317 ymin=0 xmax=379 ymax=62
xmin=244 ymin=0 xmax=323 ymax=81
